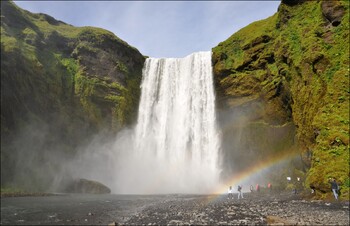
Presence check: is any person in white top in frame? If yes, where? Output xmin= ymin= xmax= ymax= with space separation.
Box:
xmin=228 ymin=186 xmax=233 ymax=199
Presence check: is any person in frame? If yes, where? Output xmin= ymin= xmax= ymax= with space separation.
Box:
xmin=256 ymin=184 xmax=260 ymax=192
xmin=228 ymin=186 xmax=233 ymax=200
xmin=329 ymin=178 xmax=339 ymax=200
xmin=310 ymin=185 xmax=315 ymax=194
xmin=250 ymin=185 xmax=254 ymax=193
xmin=268 ymin=183 xmax=272 ymax=192
xmin=238 ymin=185 xmax=243 ymax=199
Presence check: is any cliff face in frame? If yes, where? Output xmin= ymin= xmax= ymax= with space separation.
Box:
xmin=213 ymin=0 xmax=349 ymax=198
xmin=1 ymin=1 xmax=145 ymax=190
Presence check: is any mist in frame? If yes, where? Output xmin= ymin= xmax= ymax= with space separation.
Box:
xmin=4 ymin=99 xmax=298 ymax=195
xmin=216 ymin=94 xmax=299 ymax=192
xmin=58 ymin=126 xmax=217 ymax=194
xmin=2 ymin=85 xmax=297 ymax=195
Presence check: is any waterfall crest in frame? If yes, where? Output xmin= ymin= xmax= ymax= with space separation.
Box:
xmin=132 ymin=51 xmax=221 ymax=194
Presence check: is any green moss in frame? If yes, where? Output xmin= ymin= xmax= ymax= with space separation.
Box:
xmin=30 ymin=16 xmax=80 ymax=39
xmin=61 ymin=57 xmax=78 ymax=76
xmin=104 ymin=94 xmax=123 ymax=103
xmin=213 ymin=0 xmax=349 ymax=199
xmin=109 ymin=81 xmax=127 ymax=92
xmin=116 ymin=60 xmax=129 ymax=74
xmin=73 ymin=41 xmax=99 ymax=55
xmin=22 ymin=27 xmax=38 ymax=43
xmin=1 ymin=35 xmax=19 ymax=52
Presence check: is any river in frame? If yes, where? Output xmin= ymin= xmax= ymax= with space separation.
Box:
xmin=1 ymin=193 xmax=169 ymax=225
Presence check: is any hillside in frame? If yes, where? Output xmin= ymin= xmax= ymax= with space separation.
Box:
xmin=213 ymin=0 xmax=349 ymax=199
xmin=1 ymin=1 xmax=145 ymax=191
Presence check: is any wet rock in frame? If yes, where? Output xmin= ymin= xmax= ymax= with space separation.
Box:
xmin=63 ymin=178 xmax=111 ymax=194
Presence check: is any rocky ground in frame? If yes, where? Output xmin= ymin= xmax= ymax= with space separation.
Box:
xmin=1 ymin=192 xmax=349 ymax=225
xmin=123 ymin=192 xmax=349 ymax=226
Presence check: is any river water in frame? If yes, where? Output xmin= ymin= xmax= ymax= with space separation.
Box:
xmin=1 ymin=194 xmax=170 ymax=225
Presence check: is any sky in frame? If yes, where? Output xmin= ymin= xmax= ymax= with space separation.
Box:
xmin=14 ymin=1 xmax=281 ymax=58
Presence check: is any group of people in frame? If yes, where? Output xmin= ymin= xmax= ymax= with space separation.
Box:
xmin=227 ymin=183 xmax=273 ymax=200
xmin=227 ymin=183 xmax=272 ymax=199
xmin=310 ymin=178 xmax=340 ymax=200
xmin=227 ymin=178 xmax=340 ymax=201
xmin=249 ymin=183 xmax=272 ymax=192
xmin=227 ymin=185 xmax=243 ymax=199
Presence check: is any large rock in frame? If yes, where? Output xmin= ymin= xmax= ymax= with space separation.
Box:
xmin=64 ymin=178 xmax=111 ymax=194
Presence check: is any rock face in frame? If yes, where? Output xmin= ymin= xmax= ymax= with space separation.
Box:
xmin=321 ymin=0 xmax=346 ymax=27
xmin=63 ymin=178 xmax=111 ymax=194
xmin=212 ymin=0 xmax=349 ymax=199
xmin=1 ymin=1 xmax=145 ymax=190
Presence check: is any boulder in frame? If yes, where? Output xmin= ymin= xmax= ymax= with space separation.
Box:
xmin=64 ymin=178 xmax=111 ymax=194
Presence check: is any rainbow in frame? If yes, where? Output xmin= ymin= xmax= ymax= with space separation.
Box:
xmin=137 ymin=148 xmax=300 ymax=195
xmin=209 ymin=149 xmax=301 ymax=196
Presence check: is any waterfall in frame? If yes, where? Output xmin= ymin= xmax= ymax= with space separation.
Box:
xmin=132 ymin=51 xmax=221 ymax=194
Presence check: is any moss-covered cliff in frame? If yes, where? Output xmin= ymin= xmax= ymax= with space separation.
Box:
xmin=213 ymin=0 xmax=349 ymax=199
xmin=1 ymin=1 xmax=145 ymax=190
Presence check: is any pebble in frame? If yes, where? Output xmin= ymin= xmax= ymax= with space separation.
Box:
xmin=123 ymin=192 xmax=349 ymax=226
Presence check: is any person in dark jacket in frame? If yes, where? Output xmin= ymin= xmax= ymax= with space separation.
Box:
xmin=329 ymin=178 xmax=339 ymax=200
xmin=237 ymin=185 xmax=243 ymax=199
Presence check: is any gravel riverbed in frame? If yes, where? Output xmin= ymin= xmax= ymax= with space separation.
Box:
xmin=125 ymin=192 xmax=349 ymax=226
xmin=1 ymin=192 xmax=349 ymax=225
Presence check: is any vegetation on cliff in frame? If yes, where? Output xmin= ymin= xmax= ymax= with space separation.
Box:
xmin=1 ymin=1 xmax=145 ymax=191
xmin=213 ymin=0 xmax=349 ymax=199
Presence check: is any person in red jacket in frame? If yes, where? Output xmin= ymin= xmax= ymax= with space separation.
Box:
xmin=256 ymin=184 xmax=260 ymax=192
xmin=268 ymin=183 xmax=272 ymax=192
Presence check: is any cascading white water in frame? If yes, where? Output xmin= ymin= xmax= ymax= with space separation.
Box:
xmin=132 ymin=51 xmax=221 ymax=194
